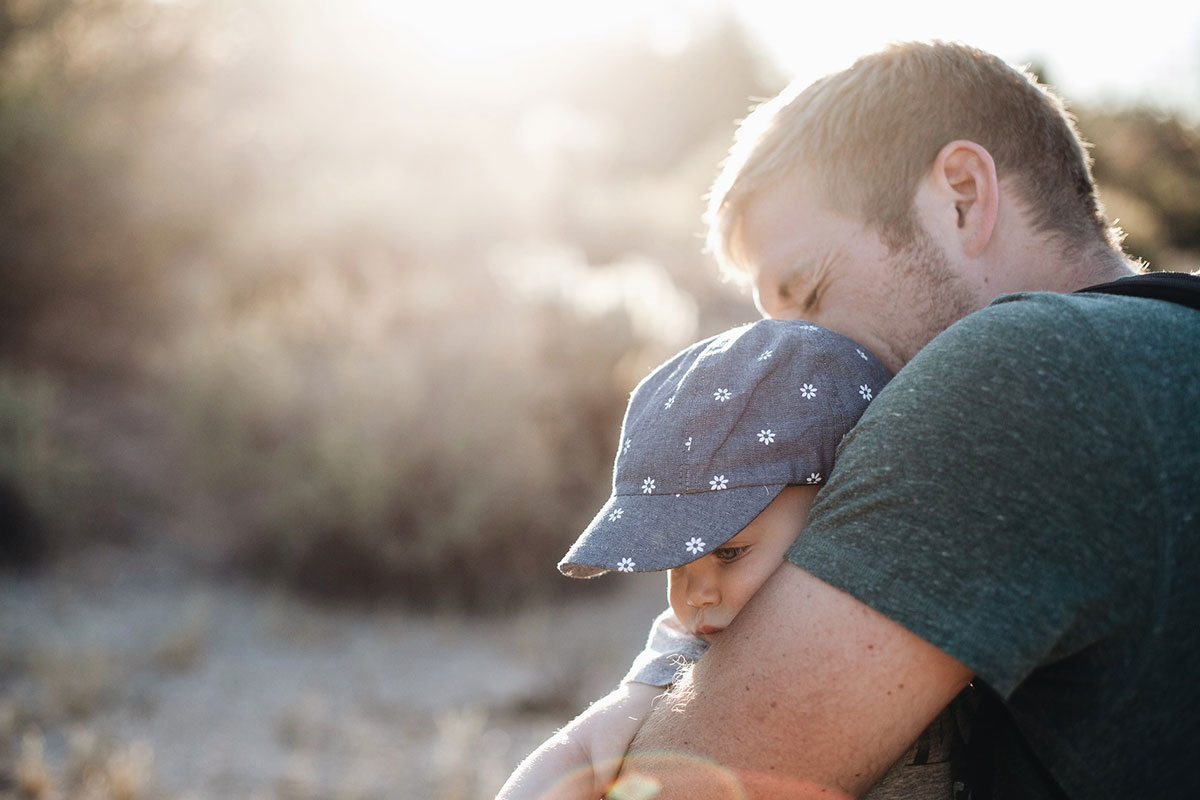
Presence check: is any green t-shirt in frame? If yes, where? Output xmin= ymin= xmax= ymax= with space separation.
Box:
xmin=789 ymin=291 xmax=1200 ymax=799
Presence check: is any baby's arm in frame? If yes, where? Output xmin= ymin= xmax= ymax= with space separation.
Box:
xmin=495 ymin=680 xmax=662 ymax=799
xmin=498 ymin=609 xmax=707 ymax=799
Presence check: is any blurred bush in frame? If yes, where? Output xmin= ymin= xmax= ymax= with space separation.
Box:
xmin=0 ymin=0 xmax=772 ymax=607
xmin=1077 ymin=108 xmax=1200 ymax=270
xmin=0 ymin=370 xmax=93 ymax=565
xmin=2 ymin=0 xmax=1196 ymax=608
xmin=0 ymin=0 xmax=201 ymax=372
xmin=158 ymin=242 xmax=699 ymax=609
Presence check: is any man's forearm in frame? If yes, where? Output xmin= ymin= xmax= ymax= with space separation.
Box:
xmin=614 ymin=658 xmax=856 ymax=799
xmin=612 ymin=564 xmax=972 ymax=799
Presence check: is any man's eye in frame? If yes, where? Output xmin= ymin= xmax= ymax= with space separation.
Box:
xmin=714 ymin=546 xmax=748 ymax=563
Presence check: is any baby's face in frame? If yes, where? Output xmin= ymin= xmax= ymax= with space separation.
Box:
xmin=668 ymin=485 xmax=818 ymax=642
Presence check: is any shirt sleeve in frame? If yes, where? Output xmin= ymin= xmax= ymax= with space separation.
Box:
xmin=621 ymin=607 xmax=709 ymax=687
xmin=787 ymin=293 xmax=1160 ymax=697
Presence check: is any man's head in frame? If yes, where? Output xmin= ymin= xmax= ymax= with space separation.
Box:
xmin=706 ymin=42 xmax=1129 ymax=371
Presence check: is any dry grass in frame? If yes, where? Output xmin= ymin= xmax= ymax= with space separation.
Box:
xmin=0 ymin=554 xmax=665 ymax=799
xmin=27 ymin=643 xmax=124 ymax=722
xmin=275 ymin=693 xmax=330 ymax=753
xmin=150 ymin=598 xmax=211 ymax=674
xmin=8 ymin=726 xmax=163 ymax=800
xmin=15 ymin=731 xmax=54 ymax=799
xmin=432 ymin=705 xmax=488 ymax=800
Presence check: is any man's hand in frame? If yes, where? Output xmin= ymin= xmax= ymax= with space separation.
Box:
xmin=613 ymin=563 xmax=973 ymax=799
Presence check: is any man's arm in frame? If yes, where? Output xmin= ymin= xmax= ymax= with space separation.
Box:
xmin=614 ymin=563 xmax=973 ymax=799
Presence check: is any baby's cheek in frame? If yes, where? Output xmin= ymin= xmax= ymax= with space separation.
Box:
xmin=667 ymin=585 xmax=689 ymax=626
xmin=725 ymin=601 xmax=746 ymax=622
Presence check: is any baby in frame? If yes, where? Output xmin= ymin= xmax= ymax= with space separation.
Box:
xmin=498 ymin=319 xmax=956 ymax=799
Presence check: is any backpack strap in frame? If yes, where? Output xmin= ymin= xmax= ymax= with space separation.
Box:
xmin=1077 ymin=271 xmax=1200 ymax=311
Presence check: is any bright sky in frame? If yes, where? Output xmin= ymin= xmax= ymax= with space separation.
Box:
xmin=368 ymin=0 xmax=1200 ymax=116
xmin=734 ymin=0 xmax=1200 ymax=115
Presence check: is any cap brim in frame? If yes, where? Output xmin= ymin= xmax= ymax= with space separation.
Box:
xmin=558 ymin=483 xmax=787 ymax=578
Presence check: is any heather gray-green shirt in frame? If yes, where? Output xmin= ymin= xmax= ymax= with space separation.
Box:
xmin=790 ymin=291 xmax=1200 ymax=799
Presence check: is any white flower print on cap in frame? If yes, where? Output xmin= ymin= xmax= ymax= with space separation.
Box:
xmin=557 ymin=318 xmax=893 ymax=578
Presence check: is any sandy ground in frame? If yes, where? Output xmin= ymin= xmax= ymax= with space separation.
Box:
xmin=0 ymin=546 xmax=667 ymax=799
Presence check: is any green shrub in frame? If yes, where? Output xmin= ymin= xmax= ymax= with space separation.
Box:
xmin=0 ymin=371 xmax=95 ymax=564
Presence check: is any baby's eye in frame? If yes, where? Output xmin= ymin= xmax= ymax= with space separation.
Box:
xmin=713 ymin=545 xmax=749 ymax=563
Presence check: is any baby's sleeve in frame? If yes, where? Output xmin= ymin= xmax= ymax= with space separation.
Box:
xmin=621 ymin=608 xmax=709 ymax=687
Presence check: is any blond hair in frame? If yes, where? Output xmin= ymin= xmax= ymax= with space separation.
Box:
xmin=706 ymin=41 xmax=1119 ymax=279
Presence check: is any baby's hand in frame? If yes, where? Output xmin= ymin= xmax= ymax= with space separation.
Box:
xmin=496 ymin=682 xmax=663 ymax=799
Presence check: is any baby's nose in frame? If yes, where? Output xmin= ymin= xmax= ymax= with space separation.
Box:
xmin=685 ymin=570 xmax=720 ymax=607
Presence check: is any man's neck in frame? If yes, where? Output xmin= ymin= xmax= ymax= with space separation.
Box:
xmin=1060 ymin=245 xmax=1140 ymax=292
xmin=1007 ymin=239 xmax=1138 ymax=296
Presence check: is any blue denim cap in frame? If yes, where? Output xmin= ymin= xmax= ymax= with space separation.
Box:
xmin=558 ymin=319 xmax=891 ymax=578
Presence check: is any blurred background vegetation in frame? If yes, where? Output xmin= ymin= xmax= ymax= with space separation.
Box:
xmin=2 ymin=0 xmax=1198 ymax=613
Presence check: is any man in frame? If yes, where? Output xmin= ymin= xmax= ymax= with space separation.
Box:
xmin=614 ymin=41 xmax=1200 ymax=799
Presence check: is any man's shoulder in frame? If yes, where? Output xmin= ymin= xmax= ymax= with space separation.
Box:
xmin=898 ymin=288 xmax=1197 ymax=384
xmin=951 ymin=286 xmax=1198 ymax=336
xmin=880 ymin=292 xmax=1088 ymax=398
xmin=860 ymin=287 xmax=1198 ymax=442
xmin=932 ymin=289 xmax=1135 ymax=344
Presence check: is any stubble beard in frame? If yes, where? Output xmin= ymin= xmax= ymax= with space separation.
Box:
xmin=887 ymin=227 xmax=982 ymax=367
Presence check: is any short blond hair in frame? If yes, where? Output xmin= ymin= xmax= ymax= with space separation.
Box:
xmin=706 ymin=41 xmax=1119 ymax=279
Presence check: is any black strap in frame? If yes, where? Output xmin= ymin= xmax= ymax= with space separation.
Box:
xmin=954 ymin=686 xmax=1071 ymax=800
xmin=1077 ymin=271 xmax=1200 ymax=311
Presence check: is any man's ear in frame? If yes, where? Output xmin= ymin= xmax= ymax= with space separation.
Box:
xmin=925 ymin=140 xmax=998 ymax=259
